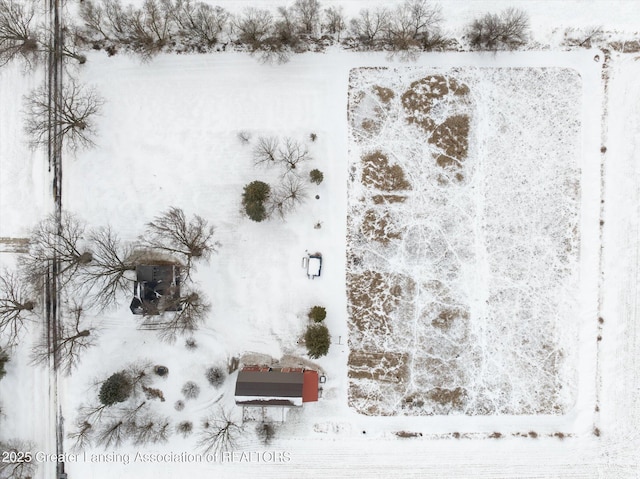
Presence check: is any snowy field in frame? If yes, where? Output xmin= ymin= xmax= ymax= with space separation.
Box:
xmin=346 ymin=65 xmax=590 ymax=417
xmin=1 ymin=1 xmax=640 ymax=478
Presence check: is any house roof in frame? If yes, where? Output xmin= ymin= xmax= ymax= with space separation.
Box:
xmin=234 ymin=367 xmax=319 ymax=406
xmin=302 ymin=370 xmax=319 ymax=402
xmin=131 ymin=264 xmax=181 ymax=315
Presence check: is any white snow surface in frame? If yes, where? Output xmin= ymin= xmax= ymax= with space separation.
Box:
xmin=0 ymin=2 xmax=640 ymax=478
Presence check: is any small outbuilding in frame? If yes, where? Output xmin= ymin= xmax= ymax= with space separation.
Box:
xmin=234 ymin=366 xmax=319 ymax=407
xmin=302 ymin=252 xmax=322 ymax=279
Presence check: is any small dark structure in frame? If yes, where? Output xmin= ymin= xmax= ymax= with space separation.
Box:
xmin=234 ymin=366 xmax=319 ymax=407
xmin=302 ymin=252 xmax=322 ymax=279
xmin=130 ymin=264 xmax=181 ymax=315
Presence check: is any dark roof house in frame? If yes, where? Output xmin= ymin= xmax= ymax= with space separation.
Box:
xmin=234 ymin=366 xmax=319 ymax=407
xmin=130 ymin=264 xmax=181 ymax=315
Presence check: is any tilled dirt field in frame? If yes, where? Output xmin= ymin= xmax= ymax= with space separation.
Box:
xmin=347 ymin=66 xmax=582 ymax=416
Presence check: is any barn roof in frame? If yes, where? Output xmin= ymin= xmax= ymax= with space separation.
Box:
xmin=234 ymin=367 xmax=319 ymax=406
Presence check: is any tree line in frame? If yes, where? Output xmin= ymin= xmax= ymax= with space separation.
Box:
xmin=0 ymin=0 xmax=537 ymax=68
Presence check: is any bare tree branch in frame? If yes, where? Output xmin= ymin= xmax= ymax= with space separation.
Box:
xmin=349 ymin=8 xmax=390 ymax=49
xmin=142 ymin=289 xmax=210 ymax=343
xmin=386 ymin=0 xmax=443 ymax=51
xmin=24 ymin=79 xmax=104 ymax=152
xmin=80 ymin=226 xmax=136 ymax=311
xmin=0 ymin=269 xmax=35 ymax=348
xmin=0 ymin=0 xmax=40 ymax=68
xmin=171 ymin=0 xmax=228 ymax=49
xmin=268 ymin=175 xmax=308 ymax=220
xmin=277 ymin=137 xmax=311 ymax=173
xmin=20 ymin=212 xmax=93 ymax=292
xmin=197 ymin=408 xmax=243 ymax=455
xmin=252 ymin=136 xmax=279 ymax=167
xmin=31 ymin=303 xmax=96 ymax=375
xmin=96 ymin=419 xmax=129 ymax=448
xmin=233 ymin=7 xmax=273 ymax=49
xmin=292 ymin=0 xmax=320 ymax=36
xmin=0 ymin=440 xmax=37 ymax=479
xmin=322 ymin=6 xmax=346 ymax=40
xmin=140 ymin=207 xmax=219 ymax=276
xmin=68 ymin=419 xmax=93 ymax=453
xmin=467 ymin=8 xmax=529 ymax=51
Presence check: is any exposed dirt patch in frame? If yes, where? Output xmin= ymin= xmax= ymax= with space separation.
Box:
xmin=372 ymin=194 xmax=407 ymax=204
xmin=431 ymin=307 xmax=469 ymax=330
xmin=609 ymin=40 xmax=640 ymax=53
xmin=429 ymin=115 xmax=470 ymax=160
xmin=348 ymin=351 xmax=409 ymax=383
xmin=361 ymin=209 xmax=402 ymax=245
xmin=401 ymin=75 xmax=469 ymax=134
xmin=361 ymin=151 xmax=411 ymax=191
xmin=373 ymin=85 xmax=395 ymax=103
xmin=428 ymin=387 xmax=466 ymax=408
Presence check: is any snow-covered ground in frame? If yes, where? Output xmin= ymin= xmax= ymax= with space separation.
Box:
xmin=346 ymin=63 xmax=594 ymax=417
xmin=1 ymin=1 xmax=640 ymax=478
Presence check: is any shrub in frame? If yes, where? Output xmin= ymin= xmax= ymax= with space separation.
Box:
xmin=304 ymin=324 xmax=330 ymax=358
xmin=256 ymin=422 xmax=275 ymax=445
xmin=242 ymin=181 xmax=271 ymax=222
xmin=174 ymin=400 xmax=185 ymax=411
xmin=185 ymin=338 xmax=197 ymax=350
xmin=182 ymin=381 xmax=200 ymax=400
xmin=308 ymin=306 xmax=326 ymax=322
xmin=205 ymin=367 xmax=225 ymax=387
xmin=467 ymin=8 xmax=529 ymax=50
xmin=309 ymin=169 xmax=324 ymax=185
xmin=309 ymin=133 xmax=317 ymax=142
xmin=177 ymin=421 xmax=193 ymax=437
xmin=99 ymin=372 xmax=132 ymax=406
xmin=238 ymin=130 xmax=251 ymax=144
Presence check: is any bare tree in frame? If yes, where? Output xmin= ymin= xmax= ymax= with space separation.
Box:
xmin=292 ymin=0 xmax=320 ymax=36
xmin=322 ymin=6 xmax=346 ymax=40
xmin=197 ymin=408 xmax=243 ymax=455
xmin=80 ymin=226 xmax=136 ymax=310
xmin=278 ymin=137 xmax=311 ymax=173
xmin=467 ymin=8 xmax=529 ymax=50
xmin=171 ymin=0 xmax=228 ymax=49
xmin=130 ymin=413 xmax=170 ymax=445
xmin=79 ymin=0 xmax=112 ymax=43
xmin=0 ymin=440 xmax=37 ymax=479
xmin=233 ymin=7 xmax=273 ymax=49
xmin=0 ymin=270 xmax=35 ymax=348
xmin=268 ymin=176 xmax=308 ymax=220
xmin=24 ymin=79 xmax=103 ymax=152
xmin=142 ymin=289 xmax=210 ymax=343
xmin=141 ymin=207 xmax=218 ymax=275
xmin=0 ymin=0 xmax=40 ymax=67
xmin=273 ymin=6 xmax=299 ymax=48
xmin=31 ymin=303 xmax=96 ymax=375
xmin=349 ymin=8 xmax=390 ymax=49
xmin=386 ymin=0 xmax=443 ymax=51
xmin=252 ymin=136 xmax=279 ymax=166
xmin=20 ymin=212 xmax=93 ymax=291
xmin=130 ymin=0 xmax=174 ymax=57
xmin=68 ymin=419 xmax=93 ymax=453
xmin=96 ymin=419 xmax=129 ymax=448
xmin=125 ymin=360 xmax=153 ymax=398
